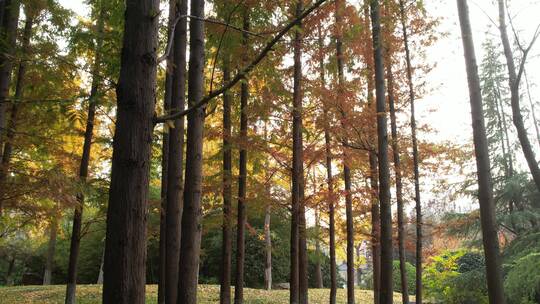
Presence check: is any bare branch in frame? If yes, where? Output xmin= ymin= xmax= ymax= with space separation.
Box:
xmin=154 ymin=0 xmax=329 ymax=124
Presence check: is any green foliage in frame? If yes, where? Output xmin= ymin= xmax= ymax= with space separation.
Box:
xmin=424 ymin=250 xmax=488 ymax=304
xmin=392 ymin=260 xmax=416 ymax=296
xmin=504 ymin=253 xmax=540 ymax=304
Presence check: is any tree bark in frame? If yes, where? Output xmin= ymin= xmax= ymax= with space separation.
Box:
xmin=164 ymin=1 xmax=187 ymax=303
xmin=290 ymin=1 xmax=306 ymax=303
xmin=497 ymin=0 xmax=540 ymax=192
xmin=6 ymin=256 xmax=15 ymax=286
xmin=102 ymin=0 xmax=159 ymax=302
xmin=370 ymin=1 xmax=393 ymax=303
xmin=0 ymin=13 xmax=31 ymax=217
xmin=397 ymin=1 xmax=422 ymax=301
xmin=318 ymin=22 xmax=337 ymax=304
xmin=0 ymin=0 xmax=19 ymax=168
xmin=387 ymin=64 xmax=409 ymax=304
xmin=220 ymin=56 xmax=233 ymax=304
xmin=177 ymin=0 xmax=205 ymax=303
xmin=335 ymin=1 xmax=355 ymax=302
xmin=314 ymin=205 xmax=323 ymax=289
xmin=65 ymin=4 xmax=104 ymax=303
xmin=234 ymin=9 xmax=249 ymax=304
xmin=43 ymin=212 xmax=58 ymax=285
xmin=457 ymin=1 xmax=507 ymax=303
xmin=158 ymin=1 xmax=176 ymax=302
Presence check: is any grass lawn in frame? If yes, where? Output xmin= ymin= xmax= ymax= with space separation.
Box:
xmin=0 ymin=284 xmax=412 ymax=303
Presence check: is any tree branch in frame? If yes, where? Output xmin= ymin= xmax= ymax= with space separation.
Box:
xmin=154 ymin=0 xmax=329 ymax=124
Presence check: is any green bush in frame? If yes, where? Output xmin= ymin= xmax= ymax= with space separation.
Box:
xmin=424 ymin=250 xmax=488 ymax=304
xmin=392 ymin=260 xmax=416 ymax=295
xmin=504 ymin=253 xmax=540 ymax=304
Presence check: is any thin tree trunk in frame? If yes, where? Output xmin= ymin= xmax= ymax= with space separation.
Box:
xmin=296 ymin=1 xmax=308 ymax=301
xmin=335 ymin=1 xmax=354 ymax=302
xmin=457 ymin=1 xmax=507 ymax=303
xmin=0 ymin=0 xmax=19 ymax=170
xmin=102 ymin=0 xmax=159 ymax=302
xmin=158 ymin=1 xmax=176 ymax=302
xmin=43 ymin=212 xmax=58 ymax=285
xmin=290 ymin=1 xmax=305 ymax=303
xmin=387 ymin=64 xmax=409 ymax=304
xmin=65 ymin=4 xmax=104 ymax=303
xmin=177 ymin=0 xmax=205 ymax=303
xmin=165 ymin=1 xmax=187 ymax=303
xmin=398 ymin=1 xmax=422 ymax=301
xmin=318 ymin=22 xmax=337 ymax=304
xmin=314 ymin=204 xmax=323 ymax=289
xmin=369 ymin=153 xmax=380 ymax=304
xmin=234 ymin=9 xmax=249 ymax=304
xmin=364 ymin=4 xmax=381 ymax=302
xmin=497 ymin=0 xmax=540 ymax=192
xmin=264 ymin=203 xmax=272 ymax=290
xmin=220 ymin=56 xmax=233 ymax=304
xmin=370 ymin=1 xmax=393 ymax=303
xmin=297 ymin=0 xmax=309 ymax=301
xmin=524 ymin=70 xmax=540 ymax=148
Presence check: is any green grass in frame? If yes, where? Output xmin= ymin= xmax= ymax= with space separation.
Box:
xmin=0 ymin=284 xmax=411 ymax=303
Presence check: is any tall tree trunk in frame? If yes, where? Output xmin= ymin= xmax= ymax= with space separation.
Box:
xmin=497 ymin=0 xmax=540 ymax=192
xmin=0 ymin=13 xmax=31 ymax=217
xmin=177 ymin=0 xmax=205 ymax=303
xmin=234 ymin=9 xmax=249 ymax=304
xmin=0 ymin=0 xmax=19 ymax=171
xmin=220 ymin=56 xmax=233 ymax=304
xmin=43 ymin=212 xmax=58 ymax=285
xmin=387 ymin=64 xmax=409 ymax=304
xmin=369 ymin=153 xmax=380 ymax=304
xmin=102 ymin=0 xmax=159 ymax=302
xmin=314 ymin=204 xmax=323 ymax=289
xmin=264 ymin=203 xmax=272 ymax=290
xmin=318 ymin=22 xmax=337 ymax=304
xmin=398 ymin=1 xmax=422 ymax=301
xmin=335 ymin=1 xmax=355 ymax=302
xmin=457 ymin=1 xmax=507 ymax=303
xmin=65 ymin=4 xmax=104 ymax=303
xmin=158 ymin=1 xmax=176 ymax=302
xmin=364 ymin=4 xmax=381 ymax=302
xmin=290 ymin=1 xmax=306 ymax=303
xmin=296 ymin=2 xmax=308 ymax=302
xmin=165 ymin=1 xmax=187 ymax=303
xmin=370 ymin=1 xmax=393 ymax=303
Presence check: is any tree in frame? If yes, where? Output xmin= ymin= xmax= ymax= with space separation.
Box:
xmin=397 ymin=1 xmax=423 ymax=302
xmin=335 ymin=1 xmax=354 ymax=302
xmin=177 ymin=0 xmax=206 ymax=302
xmin=387 ymin=62 xmax=409 ymax=304
xmin=0 ymin=0 xmax=19 ymax=176
xmin=497 ymin=0 xmax=540 ymax=193
xmin=234 ymin=7 xmax=250 ymax=304
xmin=102 ymin=0 xmax=159 ymax=302
xmin=0 ymin=0 xmax=20 ymax=215
xmin=65 ymin=1 xmax=105 ymax=302
xmin=370 ymin=0 xmax=393 ymax=303
xmin=164 ymin=0 xmax=188 ymax=303
xmin=456 ymin=1 xmax=507 ymax=303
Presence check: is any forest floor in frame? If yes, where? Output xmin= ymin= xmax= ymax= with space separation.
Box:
xmin=0 ymin=284 xmax=412 ymax=303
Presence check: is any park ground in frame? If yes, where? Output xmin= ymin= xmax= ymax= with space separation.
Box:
xmin=0 ymin=284 xmax=412 ymax=303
